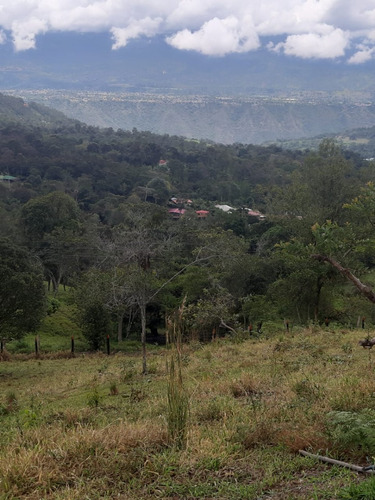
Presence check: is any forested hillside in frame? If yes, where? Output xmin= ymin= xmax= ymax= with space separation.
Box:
xmin=1 ymin=92 xmax=375 ymax=360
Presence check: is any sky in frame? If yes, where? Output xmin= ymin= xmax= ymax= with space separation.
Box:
xmin=0 ymin=0 xmax=374 ymax=64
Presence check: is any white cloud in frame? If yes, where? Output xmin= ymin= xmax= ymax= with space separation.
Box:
xmin=11 ymin=17 xmax=48 ymax=51
xmin=274 ymin=28 xmax=349 ymax=59
xmin=348 ymin=44 xmax=375 ymax=64
xmin=167 ymin=16 xmax=259 ymax=56
xmin=0 ymin=0 xmax=374 ymax=62
xmin=111 ymin=17 xmax=162 ymax=49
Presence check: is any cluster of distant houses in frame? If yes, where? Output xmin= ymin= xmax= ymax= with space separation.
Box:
xmin=167 ymin=197 xmax=265 ymax=220
xmin=1 ymin=162 xmax=265 ymax=222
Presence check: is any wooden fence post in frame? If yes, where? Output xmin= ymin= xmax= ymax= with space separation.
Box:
xmin=35 ymin=336 xmax=39 ymax=358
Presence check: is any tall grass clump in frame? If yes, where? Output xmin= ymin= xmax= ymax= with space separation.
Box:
xmin=166 ymin=303 xmax=189 ymax=450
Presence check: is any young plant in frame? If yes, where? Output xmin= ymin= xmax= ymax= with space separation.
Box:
xmin=166 ymin=302 xmax=189 ymax=450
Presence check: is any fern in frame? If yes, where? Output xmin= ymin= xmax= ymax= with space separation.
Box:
xmin=327 ymin=410 xmax=375 ymax=456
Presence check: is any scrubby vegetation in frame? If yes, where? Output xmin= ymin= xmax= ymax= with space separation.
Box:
xmin=2 ymin=327 xmax=375 ymax=498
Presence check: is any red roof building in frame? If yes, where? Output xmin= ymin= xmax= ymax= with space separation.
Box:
xmin=196 ymin=210 xmax=209 ymax=218
xmin=168 ymin=208 xmax=186 ymax=219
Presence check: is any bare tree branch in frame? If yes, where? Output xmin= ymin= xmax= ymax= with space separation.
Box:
xmin=311 ymin=254 xmax=375 ymax=304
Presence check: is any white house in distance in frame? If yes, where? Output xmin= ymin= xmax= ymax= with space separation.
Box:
xmin=215 ymin=204 xmax=234 ymax=213
xmin=215 ymin=204 xmax=265 ymax=219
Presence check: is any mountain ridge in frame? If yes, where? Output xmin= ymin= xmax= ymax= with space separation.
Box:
xmin=4 ymin=89 xmax=375 ymax=145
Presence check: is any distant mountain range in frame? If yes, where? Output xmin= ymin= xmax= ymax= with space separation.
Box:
xmin=1 ymin=32 xmax=375 ymax=145
xmin=4 ymin=88 xmax=375 ymax=145
xmin=1 ymin=32 xmax=375 ymax=96
xmin=2 ymin=89 xmax=375 ymax=157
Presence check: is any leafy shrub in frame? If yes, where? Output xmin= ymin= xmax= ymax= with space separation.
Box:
xmin=47 ymin=297 xmax=61 ymax=315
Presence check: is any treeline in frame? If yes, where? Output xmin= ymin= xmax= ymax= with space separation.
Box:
xmin=1 ymin=96 xmax=375 ymax=366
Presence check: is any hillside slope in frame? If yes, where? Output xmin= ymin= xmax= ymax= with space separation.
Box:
xmin=0 ymin=93 xmax=77 ymax=128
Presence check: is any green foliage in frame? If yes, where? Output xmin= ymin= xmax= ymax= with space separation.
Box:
xmin=80 ymin=302 xmax=111 ymax=351
xmin=183 ymin=285 xmax=236 ymax=340
xmin=0 ymin=238 xmax=46 ymax=341
xmin=87 ymin=386 xmax=102 ymax=408
xmin=47 ymin=297 xmax=61 ymax=315
xmin=0 ymin=99 xmax=374 ymax=335
xmin=241 ymin=294 xmax=278 ymax=325
xmin=21 ymin=191 xmax=80 ymax=243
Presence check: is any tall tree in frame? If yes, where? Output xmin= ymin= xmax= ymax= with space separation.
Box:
xmin=20 ymin=192 xmax=87 ymax=292
xmin=0 ymin=238 xmax=46 ymax=344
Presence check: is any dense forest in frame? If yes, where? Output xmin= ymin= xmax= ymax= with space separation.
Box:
xmin=2 ymin=93 xmax=375 ymax=368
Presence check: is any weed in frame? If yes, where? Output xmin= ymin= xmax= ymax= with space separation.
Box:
xmin=338 ymin=476 xmax=375 ymax=499
xmin=292 ymin=377 xmax=323 ymax=402
xmin=5 ymin=390 xmax=18 ymax=412
xmin=235 ymin=419 xmax=278 ymax=449
xmin=331 ymin=377 xmax=375 ymax=412
xmin=129 ymin=387 xmax=146 ymax=402
xmin=87 ymin=387 xmax=101 ymax=408
xmin=202 ymin=349 xmax=213 ymax=361
xmin=18 ymin=408 xmax=40 ymax=429
xmin=121 ymin=361 xmax=136 ymax=381
xmin=196 ymin=397 xmax=228 ymax=423
xmin=109 ymin=381 xmax=119 ymax=396
xmin=342 ymin=342 xmax=353 ymax=354
xmin=167 ymin=355 xmax=189 ymax=449
xmin=147 ymin=361 xmax=158 ymax=374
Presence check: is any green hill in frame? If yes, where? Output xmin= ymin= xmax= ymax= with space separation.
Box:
xmin=0 ymin=92 xmax=77 ymax=128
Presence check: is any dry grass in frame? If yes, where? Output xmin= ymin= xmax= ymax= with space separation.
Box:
xmin=1 ymin=326 xmax=374 ymax=498
xmin=1 ymin=422 xmax=167 ymax=498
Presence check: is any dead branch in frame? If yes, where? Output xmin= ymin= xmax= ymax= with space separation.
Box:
xmin=299 ymin=450 xmax=375 ymax=474
xmin=219 ymin=319 xmax=237 ymax=334
xmin=311 ymin=254 xmax=375 ymax=304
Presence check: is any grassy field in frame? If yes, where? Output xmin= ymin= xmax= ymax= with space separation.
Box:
xmin=2 ymin=325 xmax=375 ymax=499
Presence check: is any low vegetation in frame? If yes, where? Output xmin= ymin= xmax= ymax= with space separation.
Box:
xmin=2 ymin=325 xmax=375 ymax=498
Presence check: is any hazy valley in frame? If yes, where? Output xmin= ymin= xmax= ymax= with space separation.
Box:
xmin=3 ymin=88 xmax=375 ymax=146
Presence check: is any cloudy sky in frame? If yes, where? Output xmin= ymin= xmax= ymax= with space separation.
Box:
xmin=0 ymin=0 xmax=374 ymax=64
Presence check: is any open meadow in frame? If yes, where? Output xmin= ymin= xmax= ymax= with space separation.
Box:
xmin=2 ymin=326 xmax=375 ymax=499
